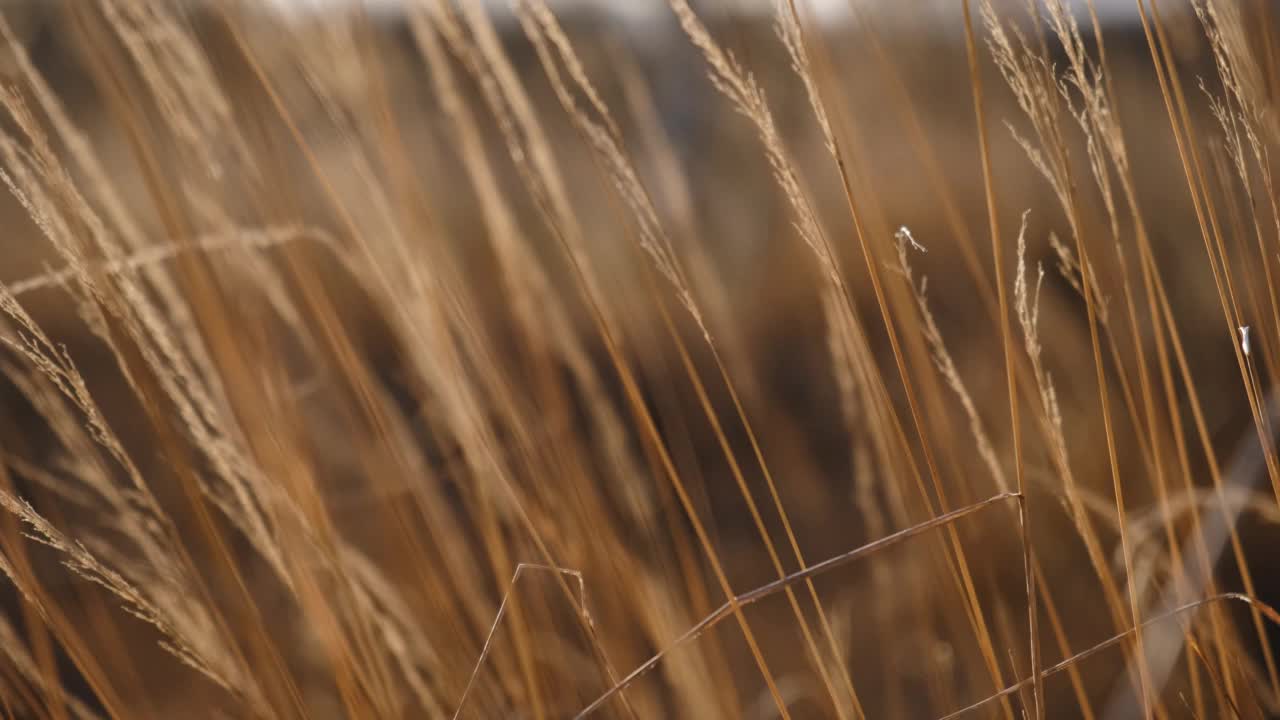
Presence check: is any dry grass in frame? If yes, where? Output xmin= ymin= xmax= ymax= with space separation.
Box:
xmin=0 ymin=0 xmax=1277 ymax=717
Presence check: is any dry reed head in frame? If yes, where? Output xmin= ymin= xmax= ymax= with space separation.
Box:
xmin=0 ymin=1 xmax=1277 ymax=718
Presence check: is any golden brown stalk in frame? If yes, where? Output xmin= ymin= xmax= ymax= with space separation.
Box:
xmin=959 ymin=3 xmax=1041 ymax=716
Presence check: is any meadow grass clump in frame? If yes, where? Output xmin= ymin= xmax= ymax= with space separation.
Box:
xmin=0 ymin=0 xmax=1279 ymax=718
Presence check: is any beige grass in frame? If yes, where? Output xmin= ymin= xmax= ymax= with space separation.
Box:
xmin=0 ymin=1 xmax=1277 ymax=718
